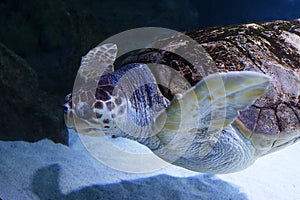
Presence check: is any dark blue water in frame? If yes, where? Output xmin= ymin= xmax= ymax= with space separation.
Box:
xmin=190 ymin=0 xmax=300 ymax=29
xmin=0 ymin=0 xmax=299 ymax=97
xmin=67 ymin=0 xmax=300 ymax=32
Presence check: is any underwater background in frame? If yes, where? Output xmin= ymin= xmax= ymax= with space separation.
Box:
xmin=0 ymin=0 xmax=300 ymax=199
xmin=0 ymin=0 xmax=300 ymax=144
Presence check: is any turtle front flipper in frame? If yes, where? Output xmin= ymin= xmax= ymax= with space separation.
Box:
xmin=152 ymin=71 xmax=271 ymax=173
xmin=78 ymin=43 xmax=117 ymax=82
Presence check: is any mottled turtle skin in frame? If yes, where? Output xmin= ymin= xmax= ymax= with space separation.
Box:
xmin=65 ymin=20 xmax=300 ymax=174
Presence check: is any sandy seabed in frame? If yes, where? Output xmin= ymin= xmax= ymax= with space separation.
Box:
xmin=0 ymin=130 xmax=299 ymax=200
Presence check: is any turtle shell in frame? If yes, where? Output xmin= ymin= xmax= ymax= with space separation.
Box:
xmin=120 ymin=20 xmax=300 ymax=156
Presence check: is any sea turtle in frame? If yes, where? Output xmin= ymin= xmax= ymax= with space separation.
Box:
xmin=64 ymin=42 xmax=300 ymax=174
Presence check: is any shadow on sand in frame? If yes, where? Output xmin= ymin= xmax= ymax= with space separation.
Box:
xmin=32 ymin=164 xmax=247 ymax=200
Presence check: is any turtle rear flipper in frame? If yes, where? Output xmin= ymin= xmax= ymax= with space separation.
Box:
xmin=152 ymin=71 xmax=270 ymax=173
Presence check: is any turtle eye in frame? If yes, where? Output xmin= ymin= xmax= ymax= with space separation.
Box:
xmin=63 ymin=103 xmax=69 ymax=113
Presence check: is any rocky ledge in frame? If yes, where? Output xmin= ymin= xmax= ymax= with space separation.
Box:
xmin=0 ymin=43 xmax=68 ymax=144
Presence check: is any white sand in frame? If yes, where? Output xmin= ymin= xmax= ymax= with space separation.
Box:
xmin=218 ymin=142 xmax=300 ymax=200
xmin=0 ymin=130 xmax=299 ymax=199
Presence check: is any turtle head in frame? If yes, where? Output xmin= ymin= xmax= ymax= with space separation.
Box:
xmin=63 ymin=42 xmax=124 ymax=136
xmin=63 ymin=74 xmax=127 ymax=136
xmin=63 ymin=93 xmax=122 ymax=136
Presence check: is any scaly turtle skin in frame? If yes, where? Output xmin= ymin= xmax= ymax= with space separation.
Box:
xmin=65 ymin=28 xmax=300 ymax=173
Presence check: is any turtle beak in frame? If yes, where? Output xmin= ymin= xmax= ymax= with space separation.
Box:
xmin=63 ymin=94 xmax=76 ymax=130
xmin=63 ymin=105 xmax=76 ymax=131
